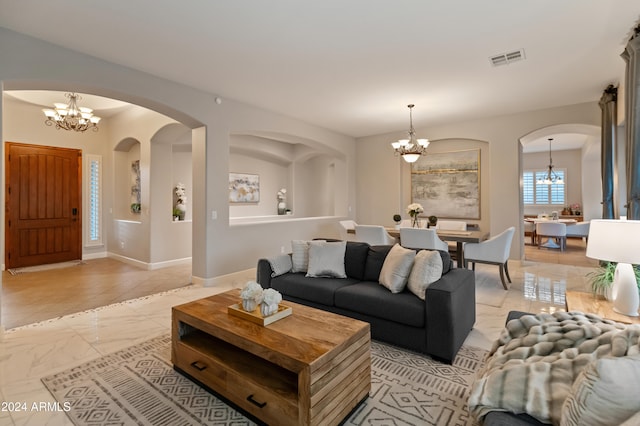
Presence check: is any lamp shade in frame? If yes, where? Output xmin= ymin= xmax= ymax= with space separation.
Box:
xmin=586 ymin=219 xmax=640 ymax=264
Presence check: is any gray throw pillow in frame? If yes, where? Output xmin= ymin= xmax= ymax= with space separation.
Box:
xmin=266 ymin=254 xmax=292 ymax=277
xmin=379 ymin=244 xmax=416 ymax=293
xmin=306 ymin=241 xmax=347 ymax=278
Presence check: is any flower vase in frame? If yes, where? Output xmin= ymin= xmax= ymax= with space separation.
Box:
xmin=242 ymin=299 xmax=258 ymax=312
xmin=261 ymin=303 xmax=278 ymax=317
xmin=411 ymin=216 xmax=420 ymax=228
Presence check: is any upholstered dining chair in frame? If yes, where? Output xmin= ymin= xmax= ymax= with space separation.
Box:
xmin=536 ymin=222 xmax=567 ymax=251
xmin=463 ymin=226 xmax=515 ymax=290
xmin=565 ymin=221 xmax=590 ymax=244
xmin=435 ymin=220 xmax=467 ymax=258
xmin=399 ymin=228 xmax=448 ymax=251
xmin=523 ymin=219 xmax=535 ymax=245
xmin=436 ymin=220 xmax=467 ymax=231
xmin=355 ymin=225 xmax=396 ymax=245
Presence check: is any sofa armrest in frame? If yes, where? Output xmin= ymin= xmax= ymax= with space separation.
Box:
xmin=424 ymin=268 xmax=476 ymax=363
xmin=256 ymin=258 xmax=274 ymax=288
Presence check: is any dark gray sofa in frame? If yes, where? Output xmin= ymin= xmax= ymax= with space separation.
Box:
xmin=257 ymin=241 xmax=476 ymax=364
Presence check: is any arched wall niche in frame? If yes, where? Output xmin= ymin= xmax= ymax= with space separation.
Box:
xmin=229 ymin=131 xmax=346 ymax=220
xmin=149 ymin=122 xmax=193 ymax=262
xmin=399 ymin=138 xmax=491 ymax=232
xmin=113 ymin=137 xmax=142 ymax=221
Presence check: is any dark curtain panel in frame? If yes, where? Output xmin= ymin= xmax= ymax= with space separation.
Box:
xmin=622 ymin=27 xmax=640 ymax=220
xmin=599 ymin=85 xmax=618 ymax=219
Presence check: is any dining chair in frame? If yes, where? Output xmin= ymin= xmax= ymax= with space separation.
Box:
xmin=565 ymin=221 xmax=590 ymax=244
xmin=436 ymin=220 xmax=467 ymax=231
xmin=436 ymin=220 xmax=467 ymax=260
xmin=523 ymin=219 xmax=535 ymax=245
xmin=463 ymin=227 xmax=515 ymax=289
xmin=399 ymin=228 xmax=448 ymax=251
xmin=354 ymin=225 xmax=396 ymax=245
xmin=536 ymin=222 xmax=567 ymax=251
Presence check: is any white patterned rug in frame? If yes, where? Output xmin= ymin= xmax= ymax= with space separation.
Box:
xmin=42 ymin=335 xmax=487 ymax=426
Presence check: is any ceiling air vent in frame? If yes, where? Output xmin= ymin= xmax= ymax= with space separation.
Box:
xmin=489 ymin=49 xmax=525 ymax=67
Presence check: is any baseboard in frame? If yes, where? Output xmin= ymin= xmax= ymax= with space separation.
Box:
xmin=82 ymin=252 xmax=108 ymax=260
xmin=192 ymin=268 xmax=255 ymax=287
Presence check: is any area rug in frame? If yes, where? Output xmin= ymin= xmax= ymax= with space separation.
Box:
xmin=42 ymin=335 xmax=487 ymax=426
xmin=8 ymin=260 xmax=85 ymax=275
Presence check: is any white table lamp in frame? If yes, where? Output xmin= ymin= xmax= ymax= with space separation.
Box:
xmin=586 ymin=219 xmax=640 ymax=316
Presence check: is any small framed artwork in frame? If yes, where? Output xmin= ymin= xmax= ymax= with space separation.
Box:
xmin=229 ymin=173 xmax=260 ymax=203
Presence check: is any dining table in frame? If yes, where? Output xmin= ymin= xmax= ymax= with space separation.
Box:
xmin=385 ymin=227 xmax=489 ymax=267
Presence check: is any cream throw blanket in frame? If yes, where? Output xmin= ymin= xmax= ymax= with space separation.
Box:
xmin=468 ymin=311 xmax=640 ymax=425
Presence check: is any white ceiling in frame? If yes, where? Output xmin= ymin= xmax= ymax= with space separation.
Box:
xmin=0 ymin=0 xmax=638 ymax=146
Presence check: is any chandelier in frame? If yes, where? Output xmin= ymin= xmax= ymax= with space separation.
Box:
xmin=390 ymin=104 xmax=430 ymax=163
xmin=537 ymin=138 xmax=564 ymax=185
xmin=42 ymin=93 xmax=101 ymax=132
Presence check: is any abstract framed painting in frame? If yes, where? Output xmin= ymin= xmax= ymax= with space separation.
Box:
xmin=411 ymin=149 xmax=480 ymax=219
xmin=229 ymin=172 xmax=260 ymax=203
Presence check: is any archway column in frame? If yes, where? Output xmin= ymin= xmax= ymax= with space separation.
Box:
xmin=599 ymin=84 xmax=617 ymax=219
xmin=622 ymin=29 xmax=640 ymax=219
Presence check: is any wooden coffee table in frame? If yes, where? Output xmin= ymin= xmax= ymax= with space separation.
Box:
xmin=565 ymin=290 xmax=640 ymax=324
xmin=171 ymin=289 xmax=371 ymax=426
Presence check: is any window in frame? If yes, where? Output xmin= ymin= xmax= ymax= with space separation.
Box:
xmin=85 ymin=154 xmax=103 ymax=246
xmin=523 ymin=169 xmax=565 ymax=205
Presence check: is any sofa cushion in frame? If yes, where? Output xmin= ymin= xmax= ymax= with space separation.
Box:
xmin=271 ymin=273 xmax=359 ymax=306
xmin=363 ymin=245 xmax=394 ymax=281
xmin=379 ymin=244 xmax=416 ymax=293
xmin=344 ymin=242 xmax=370 ymax=280
xmin=306 ymin=241 xmax=347 ymax=278
xmin=335 ymin=282 xmax=425 ymax=327
xmin=407 ymin=249 xmax=443 ymax=300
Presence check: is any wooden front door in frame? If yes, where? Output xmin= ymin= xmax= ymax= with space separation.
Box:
xmin=5 ymin=142 xmax=82 ymax=269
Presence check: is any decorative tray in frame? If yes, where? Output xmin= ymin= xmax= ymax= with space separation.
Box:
xmin=227 ymin=303 xmax=292 ymax=326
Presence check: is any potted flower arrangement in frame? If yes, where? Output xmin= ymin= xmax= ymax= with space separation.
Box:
xmin=428 ymin=215 xmax=438 ymax=228
xmin=240 ymin=281 xmax=263 ymax=312
xmin=406 ymin=203 xmax=424 ymax=228
xmin=393 ymin=214 xmax=402 ymax=229
xmin=261 ymin=288 xmax=282 ymax=317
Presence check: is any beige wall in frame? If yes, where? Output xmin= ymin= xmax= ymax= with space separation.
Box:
xmin=356 ymin=102 xmax=601 ymax=260
xmin=522 ymin=149 xmax=583 ymax=217
xmin=0 ymin=28 xmax=357 ymax=293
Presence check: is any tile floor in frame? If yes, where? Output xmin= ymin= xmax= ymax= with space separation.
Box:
xmin=0 ymin=253 xmax=597 ymax=425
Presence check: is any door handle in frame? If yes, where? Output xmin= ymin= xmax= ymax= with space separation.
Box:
xmin=72 ymin=208 xmax=78 ymax=215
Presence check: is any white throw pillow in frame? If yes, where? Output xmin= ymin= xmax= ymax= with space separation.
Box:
xmin=560 ymin=354 xmax=640 ymax=426
xmin=306 ymin=241 xmax=347 ymax=278
xmin=291 ymin=240 xmax=325 ymax=273
xmin=407 ymin=249 xmax=443 ymax=300
xmin=379 ymin=244 xmax=416 ymax=293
